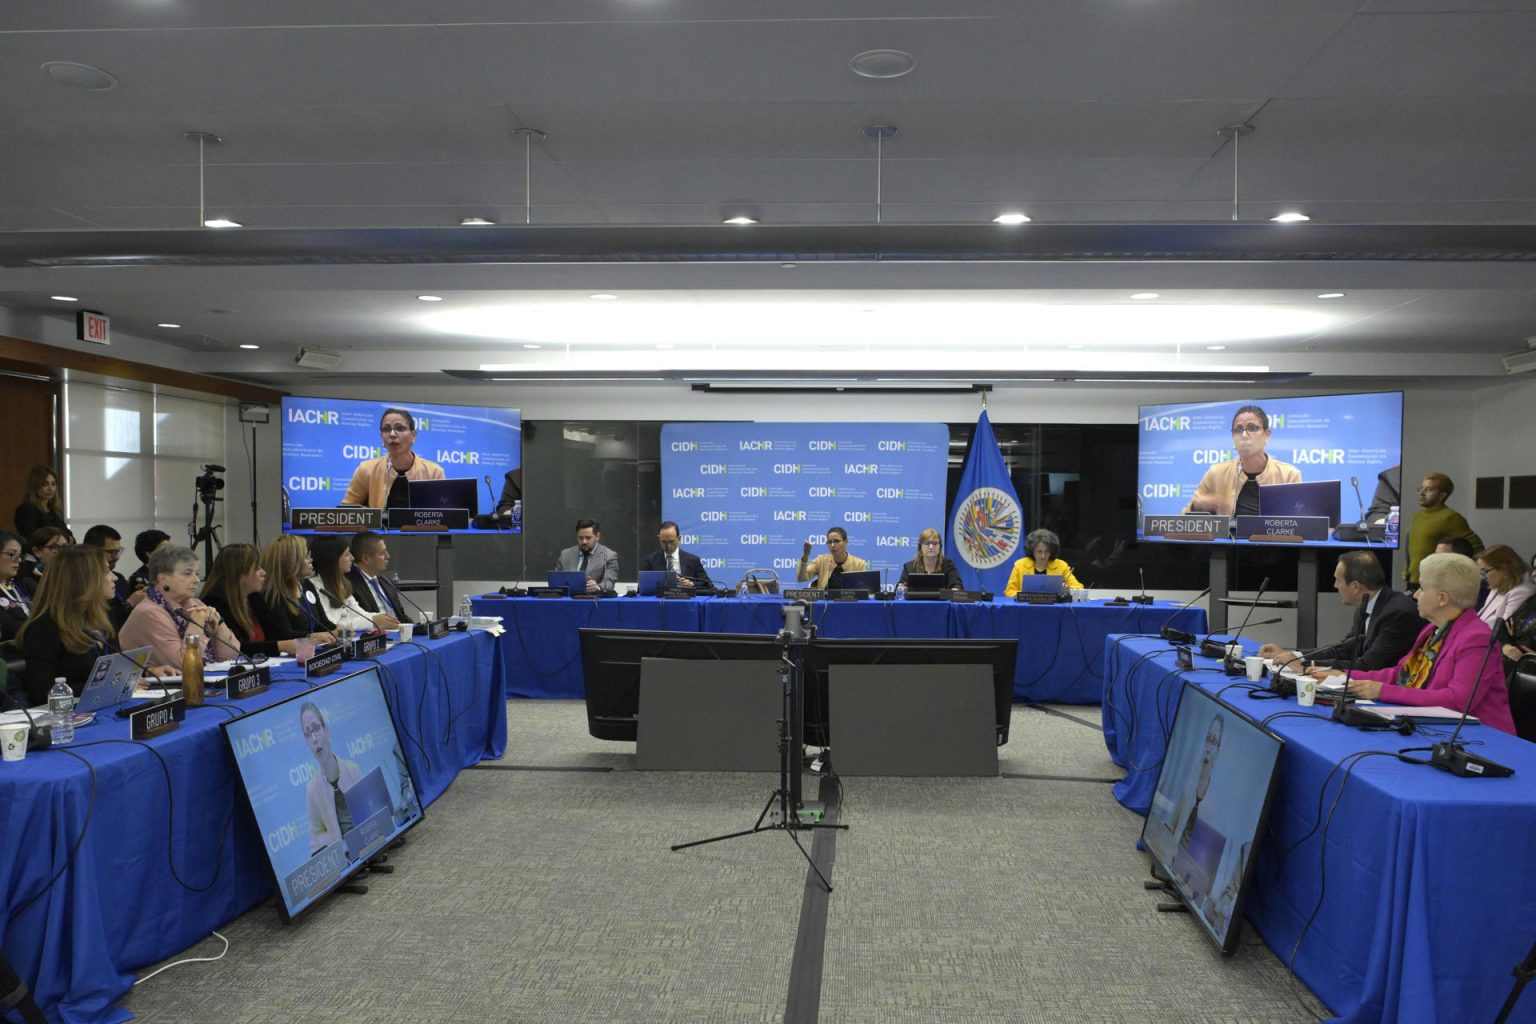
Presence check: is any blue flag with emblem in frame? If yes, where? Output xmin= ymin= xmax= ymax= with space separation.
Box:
xmin=945 ymin=410 xmax=1025 ymax=594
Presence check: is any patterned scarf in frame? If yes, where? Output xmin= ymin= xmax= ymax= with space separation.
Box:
xmin=147 ymin=586 xmax=213 ymax=663
xmin=1396 ymin=623 xmax=1450 ymax=690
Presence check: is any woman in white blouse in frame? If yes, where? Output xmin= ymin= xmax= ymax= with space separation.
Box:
xmin=307 ymin=534 xmax=399 ymax=634
xmin=1477 ymin=544 xmax=1536 ymax=630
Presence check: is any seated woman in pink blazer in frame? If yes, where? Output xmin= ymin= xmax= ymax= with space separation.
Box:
xmin=120 ymin=544 xmax=241 ymax=667
xmin=1320 ymin=552 xmax=1516 ymax=735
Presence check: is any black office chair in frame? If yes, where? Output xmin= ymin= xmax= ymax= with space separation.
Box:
xmin=0 ymin=639 xmax=27 ymax=708
xmin=1510 ymin=655 xmax=1536 ymax=743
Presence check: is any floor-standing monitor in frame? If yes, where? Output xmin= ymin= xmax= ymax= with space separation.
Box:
xmin=1141 ymin=683 xmax=1284 ymax=953
xmin=221 ymin=666 xmax=424 ymax=921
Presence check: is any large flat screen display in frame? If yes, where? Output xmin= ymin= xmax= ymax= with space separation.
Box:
xmin=281 ymin=397 xmax=521 ymax=527
xmin=1137 ymin=392 xmax=1403 ymax=548
xmin=1141 ymin=683 xmax=1283 ymax=953
xmin=222 ymin=667 xmax=424 ymax=921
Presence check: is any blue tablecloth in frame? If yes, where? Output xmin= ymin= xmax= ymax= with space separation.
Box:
xmin=1101 ymin=635 xmax=1536 ymax=1024
xmin=0 ymin=630 xmax=506 ymax=1024
xmin=475 ymin=595 xmax=1206 ymax=704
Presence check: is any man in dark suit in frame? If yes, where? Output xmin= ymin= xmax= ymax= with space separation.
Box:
xmin=639 ymin=521 xmax=711 ymax=589
xmin=346 ymin=531 xmax=406 ymax=624
xmin=1260 ymin=550 xmax=1420 ymax=671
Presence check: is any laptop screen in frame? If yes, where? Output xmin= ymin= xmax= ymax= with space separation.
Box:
xmin=406 ymin=477 xmax=479 ymax=516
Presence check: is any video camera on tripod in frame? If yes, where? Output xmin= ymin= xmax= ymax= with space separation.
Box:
xmin=195 ymin=464 xmax=226 ymax=502
xmin=189 ymin=464 xmax=226 ymax=575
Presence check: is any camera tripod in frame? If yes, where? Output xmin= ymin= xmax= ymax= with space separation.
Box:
xmin=188 ymin=466 xmax=225 ymax=577
xmin=671 ymin=603 xmax=847 ymax=891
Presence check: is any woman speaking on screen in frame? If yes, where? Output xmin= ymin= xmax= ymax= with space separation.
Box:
xmin=340 ymin=407 xmax=444 ymax=510
xmin=1183 ymin=405 xmax=1301 ymax=518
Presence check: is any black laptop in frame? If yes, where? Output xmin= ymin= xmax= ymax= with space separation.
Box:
xmin=407 ymin=477 xmax=478 ymax=517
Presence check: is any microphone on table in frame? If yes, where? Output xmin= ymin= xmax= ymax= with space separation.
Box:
xmin=1158 ymin=587 xmax=1212 ymax=645
xmin=1200 ymin=576 xmax=1269 ymax=659
xmin=482 ymin=475 xmax=506 ymax=531
xmin=0 ymin=688 xmax=52 ymax=752
xmin=390 ymin=574 xmax=434 ymax=623
xmin=1132 ymin=567 xmax=1153 ymax=604
xmin=1426 ymin=626 xmax=1513 ymax=777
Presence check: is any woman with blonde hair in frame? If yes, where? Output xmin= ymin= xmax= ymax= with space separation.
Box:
xmin=16 ymin=545 xmax=116 ymax=703
xmin=1476 ymin=544 xmax=1536 ymax=630
xmin=897 ymin=528 xmax=962 ymax=590
xmin=14 ymin=464 xmax=67 ymax=542
xmin=253 ymin=535 xmax=336 ymax=644
xmin=200 ymin=543 xmax=308 ymax=657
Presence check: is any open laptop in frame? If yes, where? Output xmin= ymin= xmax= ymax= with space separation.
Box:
xmin=635 ymin=570 xmax=677 ymax=596
xmin=1258 ymin=480 xmax=1341 ymax=527
xmin=407 ymin=477 xmax=478 ymax=516
xmin=75 ymin=646 xmax=156 ymax=714
xmin=837 ymin=570 xmax=882 ymax=596
xmin=341 ymin=767 xmax=396 ymax=862
xmin=905 ymin=572 xmax=949 ymax=593
xmin=1016 ymin=574 xmax=1067 ymax=599
xmin=548 ymin=570 xmax=590 ymax=594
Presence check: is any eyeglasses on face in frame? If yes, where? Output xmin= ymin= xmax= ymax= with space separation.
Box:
xmin=921 ymin=539 xmax=941 ymax=547
xmin=380 ymin=423 xmax=412 ymax=435
xmin=0 ymin=549 xmax=20 ymax=559
xmin=1231 ymin=424 xmax=1265 ymax=436
xmin=41 ymin=542 xmax=68 ymax=551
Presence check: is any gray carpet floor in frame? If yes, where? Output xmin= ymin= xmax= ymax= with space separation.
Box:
xmin=121 ymin=700 xmax=1326 ymax=1023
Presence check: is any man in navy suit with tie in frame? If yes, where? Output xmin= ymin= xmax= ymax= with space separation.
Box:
xmin=347 ymin=531 xmax=406 ymax=625
xmin=1259 ymin=550 xmax=1419 ymax=671
xmin=640 ymin=521 xmax=711 ymax=589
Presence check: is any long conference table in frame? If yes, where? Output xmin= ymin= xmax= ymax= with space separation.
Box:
xmin=473 ymin=593 xmax=1206 ymax=704
xmin=0 ymin=630 xmax=507 ymax=1024
xmin=1102 ymin=635 xmax=1536 ymax=1024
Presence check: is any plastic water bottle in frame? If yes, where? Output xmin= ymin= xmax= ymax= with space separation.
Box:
xmin=459 ymin=595 xmax=473 ymax=620
xmin=1385 ymin=505 xmax=1400 ymax=545
xmin=510 ymin=499 xmax=522 ymax=531
xmin=736 ymin=580 xmax=749 ymax=599
xmin=48 ymin=678 xmax=74 ymax=744
xmin=895 ymin=582 xmax=907 ymax=600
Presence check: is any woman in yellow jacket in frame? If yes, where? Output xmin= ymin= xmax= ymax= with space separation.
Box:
xmin=1004 ymin=528 xmax=1083 ymax=596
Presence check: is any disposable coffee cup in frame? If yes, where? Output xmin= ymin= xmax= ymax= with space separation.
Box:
xmin=398 ymin=622 xmax=415 ymax=643
xmin=1 ymin=723 xmax=29 ymax=762
xmin=1244 ymin=655 xmax=1265 ymax=681
xmin=1298 ymin=677 xmax=1318 ymax=706
xmin=294 ymin=637 xmax=317 ymax=665
xmin=1225 ymin=642 xmax=1242 ymax=660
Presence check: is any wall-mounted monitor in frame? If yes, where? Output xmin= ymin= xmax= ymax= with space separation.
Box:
xmin=221 ymin=666 xmax=424 ymax=922
xmin=1136 ymin=392 xmax=1403 ymax=548
xmin=1141 ymin=683 xmax=1283 ymax=953
xmin=281 ymin=397 xmax=521 ymax=530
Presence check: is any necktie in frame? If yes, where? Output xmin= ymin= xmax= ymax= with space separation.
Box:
xmin=669 ymin=553 xmax=678 ymax=575
xmin=579 ymin=551 xmax=590 ymax=573
xmin=370 ymin=576 xmax=389 ymax=613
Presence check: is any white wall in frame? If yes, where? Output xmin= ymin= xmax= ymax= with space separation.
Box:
xmin=1470 ymin=377 xmax=1536 ymax=558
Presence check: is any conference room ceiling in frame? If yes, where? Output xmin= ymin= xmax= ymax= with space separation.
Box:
xmin=3 ymin=0 xmax=1536 ymax=388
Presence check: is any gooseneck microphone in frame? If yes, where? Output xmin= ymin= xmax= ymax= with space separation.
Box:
xmin=1201 ymin=577 xmax=1268 ymax=659
xmin=1159 ymin=587 xmax=1212 ymax=645
xmin=482 ymin=475 xmax=506 ymax=531
xmin=1132 ymin=567 xmax=1153 ymax=605
xmin=390 ymin=574 xmax=435 ymax=624
xmin=1427 ymin=626 xmax=1514 ymax=777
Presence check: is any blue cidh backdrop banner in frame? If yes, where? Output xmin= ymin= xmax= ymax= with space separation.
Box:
xmin=1137 ymin=391 xmax=1403 ymax=534
xmin=281 ymin=397 xmax=520 ymax=521
xmin=661 ymin=423 xmax=949 ymax=586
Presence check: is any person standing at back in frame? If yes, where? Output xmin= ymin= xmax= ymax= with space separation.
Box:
xmin=13 ymin=465 xmax=67 ymax=543
xmin=1405 ymin=473 xmax=1482 ymax=590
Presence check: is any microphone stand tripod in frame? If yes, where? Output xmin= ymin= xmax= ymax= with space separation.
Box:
xmin=670 ymin=603 xmax=847 ymax=891
xmin=1495 ymin=937 xmax=1536 ymax=1024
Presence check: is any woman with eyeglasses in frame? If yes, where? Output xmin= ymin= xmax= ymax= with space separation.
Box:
xmin=200 ymin=543 xmax=303 ymax=658
xmin=20 ymin=526 xmax=73 ymax=599
xmin=1183 ymin=405 xmax=1302 ymax=518
xmin=15 ymin=545 xmax=117 ymax=703
xmin=308 ymin=534 xmax=399 ymax=633
xmin=1476 ymin=545 xmax=1536 ymax=629
xmin=0 ymin=530 xmax=31 ymax=641
xmin=119 ymin=544 xmax=241 ymax=668
xmin=339 ymin=407 xmax=445 ymax=510
xmin=1004 ymin=528 xmax=1084 ymax=596
xmin=13 ymin=465 xmax=67 ymax=544
xmin=1500 ymin=553 xmax=1536 ymax=670
xmin=254 ymin=535 xmax=337 ymax=645
xmin=897 ymin=528 xmax=962 ymax=590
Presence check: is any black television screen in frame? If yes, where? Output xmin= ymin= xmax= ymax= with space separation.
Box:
xmin=1140 ymin=682 xmax=1284 ymax=953
xmin=1137 ymin=391 xmax=1404 ymax=548
xmin=221 ymin=667 xmax=424 ymax=922
xmin=578 ymin=629 xmax=784 ymax=741
xmin=803 ymin=638 xmax=1018 ymax=748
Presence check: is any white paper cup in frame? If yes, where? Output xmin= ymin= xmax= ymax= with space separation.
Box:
xmin=1 ymin=723 xmax=29 ymax=761
xmin=1225 ymin=642 xmax=1242 ymax=660
xmin=398 ymin=622 xmax=414 ymax=643
xmin=1298 ymin=677 xmax=1318 ymax=706
xmin=1244 ymin=655 xmax=1265 ymax=681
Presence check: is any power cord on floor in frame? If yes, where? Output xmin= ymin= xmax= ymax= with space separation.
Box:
xmin=132 ymin=931 xmax=230 ymax=986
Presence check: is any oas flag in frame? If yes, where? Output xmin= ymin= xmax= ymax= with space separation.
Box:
xmin=945 ymin=411 xmax=1024 ymax=593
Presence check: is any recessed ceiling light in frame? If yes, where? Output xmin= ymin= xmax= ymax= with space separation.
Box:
xmin=656 ymin=343 xmax=675 ymax=350
xmin=723 ymin=216 xmax=758 ymax=226
xmin=41 ymin=61 xmax=117 ymax=91
xmin=1206 ymin=345 xmax=1228 ymax=351
xmin=1317 ymin=292 xmax=1346 ymax=299
xmin=460 ymin=217 xmax=497 ymax=226
xmin=203 ymin=218 xmax=242 ymax=228
xmin=157 ymin=323 xmax=181 ymax=329
xmin=417 ymin=295 xmax=443 ymax=302
xmin=590 ymin=293 xmax=618 ymax=301
xmin=238 ymin=344 xmax=260 ymax=350
xmin=849 ymin=49 xmax=917 ymax=79
xmin=1131 ymin=292 xmax=1160 ymax=300
xmin=522 ymin=344 xmax=541 ymax=349
xmin=992 ymin=212 xmax=1031 ymax=225
xmin=1065 ymin=343 xmax=1084 ymax=350
xmin=780 ymin=263 xmax=798 ymax=269
xmin=1271 ymin=212 xmax=1310 ymax=223
xmin=51 ymin=295 xmax=78 ymax=302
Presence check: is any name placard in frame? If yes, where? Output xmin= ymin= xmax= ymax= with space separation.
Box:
xmin=1234 ymin=515 xmax=1331 ymax=542
xmin=1142 ymin=515 xmax=1232 ymax=539
xmin=226 ymin=664 xmax=272 ymax=700
xmin=305 ymin=644 xmax=347 ymax=679
xmin=353 ymin=632 xmax=389 ymax=659
xmin=291 ymin=507 xmax=382 ymax=531
xmin=784 ymin=589 xmax=821 ymax=601
xmin=131 ymin=697 xmax=185 ymax=739
xmin=659 ymin=587 xmax=697 ymax=599
xmin=527 ymin=586 xmax=566 ymax=598
xmin=388 ymin=508 xmax=469 ymax=530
